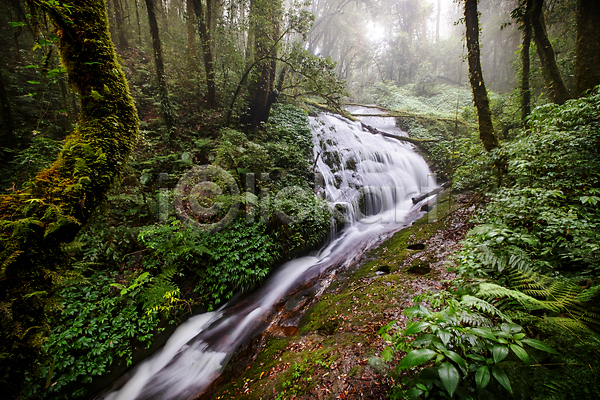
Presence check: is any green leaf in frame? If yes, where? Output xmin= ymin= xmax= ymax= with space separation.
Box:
xmin=475 ymin=365 xmax=490 ymax=389
xmin=521 ymin=339 xmax=559 ymax=355
xmin=492 ymin=344 xmax=509 ymax=364
xmin=382 ymin=347 xmax=394 ymax=362
xmin=438 ymin=362 xmax=460 ymax=397
xmin=470 ymin=327 xmax=496 ymax=340
xmin=438 ymin=329 xmax=451 ymax=345
xmin=27 ymin=81 xmax=41 ymax=85
xmin=405 ymin=321 xmax=430 ymax=335
xmin=397 ymin=349 xmax=437 ymax=370
xmin=444 ymin=350 xmax=468 ymax=375
xmin=492 ymin=365 xmax=512 ymax=394
xmin=510 ymin=344 xmax=530 ymax=365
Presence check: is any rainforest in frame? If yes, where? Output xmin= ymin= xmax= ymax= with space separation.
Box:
xmin=0 ymin=0 xmax=599 ymax=399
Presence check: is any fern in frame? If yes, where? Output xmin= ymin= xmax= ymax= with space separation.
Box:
xmin=459 ymin=294 xmax=509 ymax=323
xmin=141 ymin=266 xmax=178 ymax=312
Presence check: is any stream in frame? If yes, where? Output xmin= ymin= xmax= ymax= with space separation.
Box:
xmin=101 ymin=107 xmax=436 ymax=400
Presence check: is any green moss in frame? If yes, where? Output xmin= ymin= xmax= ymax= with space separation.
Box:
xmin=0 ymin=1 xmax=140 ymax=396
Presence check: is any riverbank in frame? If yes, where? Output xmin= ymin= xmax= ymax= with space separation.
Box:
xmin=202 ymin=190 xmax=480 ymax=399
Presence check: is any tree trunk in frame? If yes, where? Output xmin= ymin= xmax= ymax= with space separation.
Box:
xmin=464 ymin=0 xmax=498 ymax=151
xmin=521 ymin=0 xmax=532 ymax=122
xmin=191 ymin=0 xmax=217 ymax=108
xmin=145 ymin=0 xmax=175 ymax=133
xmin=247 ymin=0 xmax=281 ymax=128
xmin=1 ymin=0 xmax=139 ymax=395
xmin=0 ymin=65 xmax=15 ymax=149
xmin=531 ymin=0 xmax=571 ymax=104
xmin=134 ymin=0 xmax=143 ymax=45
xmin=112 ymin=0 xmax=129 ymax=49
xmin=186 ymin=0 xmax=197 ymax=69
xmin=436 ymin=0 xmax=441 ymax=42
xmin=574 ymin=0 xmax=600 ymax=96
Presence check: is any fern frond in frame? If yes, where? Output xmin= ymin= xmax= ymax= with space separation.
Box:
xmin=460 ymin=294 xmax=510 ymax=322
xmin=547 ymin=317 xmax=592 ymax=332
xmin=477 ymin=283 xmax=550 ymax=310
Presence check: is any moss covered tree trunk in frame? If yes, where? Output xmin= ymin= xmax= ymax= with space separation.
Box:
xmin=464 ymin=0 xmax=498 ymax=151
xmin=574 ymin=0 xmax=600 ymax=96
xmin=531 ymin=0 xmax=571 ymax=104
xmin=521 ymin=0 xmax=532 ymax=122
xmin=0 ymin=0 xmax=138 ymax=395
xmin=145 ymin=0 xmax=175 ymax=133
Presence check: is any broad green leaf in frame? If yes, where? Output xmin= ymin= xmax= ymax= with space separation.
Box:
xmin=475 ymin=365 xmax=490 ymax=389
xmin=510 ymin=344 xmax=530 ymax=365
xmin=444 ymin=350 xmax=468 ymax=375
xmin=438 ymin=329 xmax=452 ymax=345
xmin=413 ymin=334 xmax=438 ymax=347
xmin=492 ymin=344 xmax=509 ymax=364
xmin=492 ymin=365 xmax=512 ymax=394
xmin=406 ymin=387 xmax=424 ymax=398
xmin=438 ymin=362 xmax=460 ymax=397
xmin=466 ymin=353 xmax=486 ymax=362
xmin=405 ymin=321 xmax=430 ymax=335
xmin=470 ymin=327 xmax=495 ymax=340
xmin=397 ymin=349 xmax=437 ymax=370
xmin=522 ymin=339 xmax=560 ymax=355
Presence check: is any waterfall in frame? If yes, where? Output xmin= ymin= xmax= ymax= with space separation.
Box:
xmin=102 ymin=110 xmax=436 ymax=400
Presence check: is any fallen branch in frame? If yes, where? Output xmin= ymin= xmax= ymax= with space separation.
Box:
xmin=360 ymin=122 xmax=439 ymax=146
xmin=411 ymin=181 xmax=450 ymax=204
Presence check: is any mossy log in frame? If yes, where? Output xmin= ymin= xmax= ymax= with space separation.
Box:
xmin=0 ymin=0 xmax=138 ymax=395
xmin=360 ymin=122 xmax=439 ymax=147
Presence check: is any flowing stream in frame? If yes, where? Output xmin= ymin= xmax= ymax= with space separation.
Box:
xmin=102 ymin=108 xmax=436 ymax=400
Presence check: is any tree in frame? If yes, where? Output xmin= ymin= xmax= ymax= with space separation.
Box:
xmin=247 ymin=0 xmax=283 ymax=128
xmin=514 ymin=0 xmax=533 ymax=121
xmin=0 ymin=0 xmax=138 ymax=395
xmin=464 ymin=0 xmax=498 ymax=151
xmin=191 ymin=0 xmax=217 ymax=108
xmin=574 ymin=0 xmax=600 ymax=96
xmin=530 ymin=0 xmax=571 ymax=104
xmin=145 ymin=0 xmax=175 ymax=133
xmin=0 ymin=64 xmax=14 ymax=149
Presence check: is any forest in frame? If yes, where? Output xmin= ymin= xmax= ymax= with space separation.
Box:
xmin=0 ymin=0 xmax=598 ymax=399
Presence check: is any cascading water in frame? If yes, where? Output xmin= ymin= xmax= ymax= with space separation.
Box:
xmin=101 ymin=109 xmax=436 ymax=400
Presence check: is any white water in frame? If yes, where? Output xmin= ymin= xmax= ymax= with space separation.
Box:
xmin=102 ymin=110 xmax=436 ymax=400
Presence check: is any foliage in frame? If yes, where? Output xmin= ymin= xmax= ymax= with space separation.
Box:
xmin=139 ymin=218 xmax=280 ymax=308
xmin=380 ymin=291 xmax=559 ymax=399
xmin=25 ymin=271 xmax=161 ymax=399
xmin=455 ymin=88 xmax=600 ymax=278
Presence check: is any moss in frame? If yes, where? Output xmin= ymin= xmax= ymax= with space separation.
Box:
xmin=0 ymin=1 xmax=139 ymax=396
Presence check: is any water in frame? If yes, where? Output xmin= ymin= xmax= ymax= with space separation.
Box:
xmin=102 ymin=110 xmax=436 ymax=400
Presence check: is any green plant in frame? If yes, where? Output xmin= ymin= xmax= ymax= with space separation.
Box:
xmin=380 ymin=292 xmax=558 ymax=399
xmin=26 ymin=271 xmax=161 ymax=399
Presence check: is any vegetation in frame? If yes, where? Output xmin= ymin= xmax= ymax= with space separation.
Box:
xmin=0 ymin=0 xmax=599 ymax=399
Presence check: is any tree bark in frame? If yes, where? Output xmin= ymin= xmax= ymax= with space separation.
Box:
xmin=186 ymin=0 xmax=197 ymax=69
xmin=134 ymin=0 xmax=143 ymax=45
xmin=574 ymin=0 xmax=600 ymax=96
xmin=1 ymin=0 xmax=139 ymax=395
xmin=521 ymin=0 xmax=532 ymax=122
xmin=464 ymin=0 xmax=498 ymax=151
xmin=145 ymin=0 xmax=175 ymax=133
xmin=112 ymin=0 xmax=129 ymax=49
xmin=531 ymin=0 xmax=571 ymax=104
xmin=247 ymin=0 xmax=282 ymax=128
xmin=191 ymin=0 xmax=217 ymax=108
xmin=0 ymin=65 xmax=15 ymax=149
